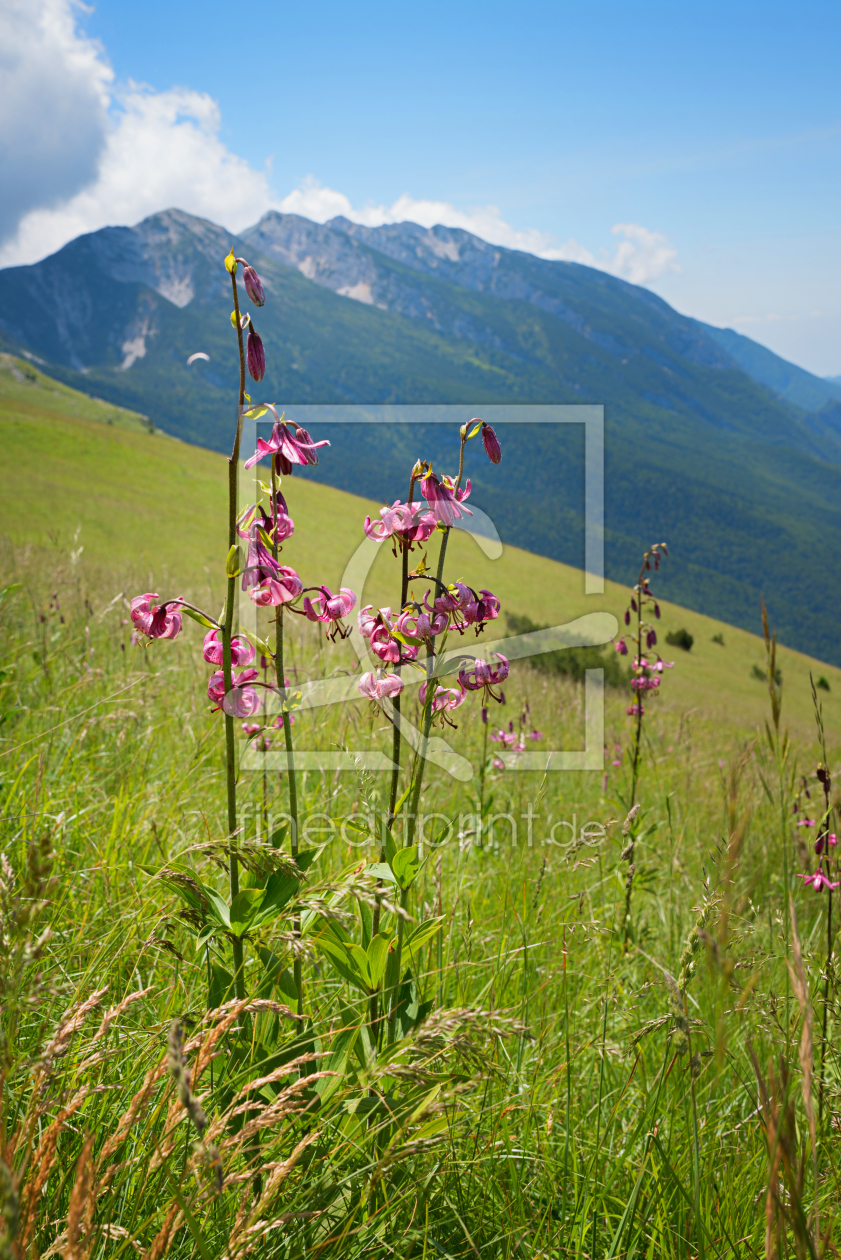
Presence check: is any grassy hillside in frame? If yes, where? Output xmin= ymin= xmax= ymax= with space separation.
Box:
xmin=1 ymin=353 xmax=838 ymax=743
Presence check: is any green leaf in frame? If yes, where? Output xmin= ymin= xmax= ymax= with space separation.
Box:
xmin=366 ymin=933 xmax=392 ymax=989
xmin=229 ymin=888 xmax=264 ymax=936
xmin=252 ymin=869 xmax=299 ymax=927
xmin=243 ymin=404 xmax=268 ymax=420
xmin=270 ymin=823 xmax=289 ymax=848
xmin=468 ymin=421 xmax=483 ymax=438
xmin=225 ymin=544 xmax=243 ymax=578
xmin=346 ymin=943 xmax=372 ymax=990
xmin=391 ymin=629 xmax=423 ymax=647
xmin=317 ymin=1007 xmax=360 ymax=1101
xmin=365 ymin=861 xmax=397 ymax=884
xmin=180 ymin=607 xmax=217 ymax=630
xmin=391 ymin=845 xmax=421 ymax=890
xmin=405 ymin=915 xmax=444 ymax=954
xmin=209 ymin=963 xmax=235 ymax=1009
xmin=200 ymin=882 xmax=232 ymax=930
xmin=317 ymin=934 xmax=368 ymax=991
xmin=358 ymin=896 xmax=373 ymax=949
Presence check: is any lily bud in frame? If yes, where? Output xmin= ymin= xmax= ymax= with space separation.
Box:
xmin=224 ymin=248 xmax=237 ymax=274
xmin=481 ymin=422 xmax=501 ymax=464
xmin=242 ymin=265 xmax=265 ymax=306
xmin=247 ymin=326 xmax=265 ymax=382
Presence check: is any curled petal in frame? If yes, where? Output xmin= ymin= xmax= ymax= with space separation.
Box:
xmin=358 ymin=670 xmax=404 ymax=701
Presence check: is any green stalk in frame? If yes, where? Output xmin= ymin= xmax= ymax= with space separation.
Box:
xmin=271 ymin=462 xmax=302 ymax=1017
xmin=387 ymin=442 xmax=465 ymax=1044
xmin=226 ymin=267 xmax=247 ymax=1001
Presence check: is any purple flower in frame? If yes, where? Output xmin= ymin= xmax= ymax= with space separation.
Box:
xmin=481 ymin=421 xmax=501 ymax=464
xmin=797 ymin=869 xmax=840 ymax=891
xmin=208 ymin=668 xmax=261 ymax=717
xmin=202 ymin=628 xmax=255 ymax=668
xmin=359 ymin=670 xmax=404 ymax=701
xmin=419 ymin=679 xmax=466 ymax=717
xmin=302 ymin=586 xmax=357 ymax=637
xmin=615 ymin=639 xmax=628 ymax=656
xmin=363 ymin=500 xmax=436 ymax=544
xmin=420 ymin=471 xmax=472 ymax=527
xmin=246 ymin=326 xmax=265 ymax=382
xmin=459 ymin=652 xmax=509 ymax=702
xmin=245 ymin=414 xmax=330 ymax=472
xmin=241 ymin=264 xmax=265 ymax=306
xmin=815 ymin=833 xmax=837 ymax=854
xmin=248 ymin=566 xmax=303 ymax=607
xmin=492 ymin=756 xmax=505 ymax=771
xmin=130 ymin=593 xmax=183 ymax=640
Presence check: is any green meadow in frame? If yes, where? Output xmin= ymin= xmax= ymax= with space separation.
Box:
xmin=0 ymin=353 xmax=839 ymax=1257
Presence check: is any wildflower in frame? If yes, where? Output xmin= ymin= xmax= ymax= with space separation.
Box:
xmin=130 ymin=593 xmax=183 ymax=640
xmin=481 ymin=422 xmax=501 ymax=464
xmin=358 ymin=670 xmax=404 ymax=701
xmin=612 ymin=758 xmax=622 ymax=767
xmin=419 ymin=678 xmax=466 ymax=722
xmin=492 ymin=756 xmax=505 ymax=771
xmin=529 ymin=728 xmax=544 ymax=740
xmin=208 ymin=668 xmax=261 ymax=717
xmin=420 ymin=471 xmax=472 ymax=527
xmin=358 ymin=604 xmax=388 ymax=639
xmin=627 ymin=702 xmax=644 ymax=716
xmin=244 ymin=414 xmax=329 ymax=472
xmin=301 ymin=586 xmax=357 ymax=639
xmin=797 ymin=869 xmax=840 ymax=891
xmin=246 ymin=325 xmax=265 ymax=382
xmin=249 ymin=566 xmax=303 ymax=607
xmin=242 ymin=722 xmax=262 ymax=736
xmin=615 ymin=639 xmax=628 ymax=655
xmin=797 ymin=819 xmax=816 ymax=827
xmin=370 ymin=622 xmax=417 ymax=663
xmin=454 ymin=588 xmax=501 ymax=634
xmin=363 ymin=500 xmax=436 ymax=544
xmin=202 ymin=628 xmax=255 ymax=667
xmin=239 ymin=262 xmax=265 ymax=306
xmin=815 ymin=833 xmax=837 ymax=854
xmin=459 ymin=652 xmax=509 ymax=702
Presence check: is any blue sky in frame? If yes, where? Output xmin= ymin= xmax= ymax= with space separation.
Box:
xmin=3 ymin=0 xmax=839 ymax=373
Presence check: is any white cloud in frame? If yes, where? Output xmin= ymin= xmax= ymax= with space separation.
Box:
xmin=278 ymin=178 xmax=679 ymax=285
xmin=0 ymin=0 xmax=112 ymax=241
xmin=0 ymin=2 xmax=678 ymax=290
xmin=0 ymin=83 xmax=274 ymax=267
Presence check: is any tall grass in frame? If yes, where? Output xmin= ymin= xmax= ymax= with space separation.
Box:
xmin=0 ymin=543 xmax=838 ymax=1258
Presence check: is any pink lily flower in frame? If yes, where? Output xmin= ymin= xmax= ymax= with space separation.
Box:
xmin=797 ymin=819 xmax=816 ymax=827
xmin=357 ymin=604 xmax=390 ymax=639
xmin=626 ymin=702 xmax=644 ymax=716
xmin=248 ymin=566 xmax=303 ymax=607
xmin=615 ymin=639 xmax=628 ymax=656
xmin=242 ymin=722 xmax=262 ymax=736
xmin=358 ymin=670 xmax=404 ymax=701
xmin=202 ymin=628 xmax=255 ymax=667
xmin=130 ymin=593 xmax=184 ymax=640
xmin=458 ymin=652 xmax=509 ymax=704
xmin=363 ymin=500 xmax=436 ymax=544
xmin=301 ymin=585 xmax=357 ymax=639
xmin=208 ymin=668 xmax=261 ymax=717
xmin=244 ymin=411 xmax=330 ymax=472
xmin=419 ymin=679 xmax=466 ymax=716
xmin=492 ymin=756 xmax=505 ymax=771
xmin=797 ymin=869 xmax=841 ymax=891
xmin=420 ymin=471 xmax=472 ymax=527
xmin=302 ymin=586 xmax=356 ymax=623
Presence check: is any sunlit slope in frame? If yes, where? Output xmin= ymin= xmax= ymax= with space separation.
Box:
xmin=1 ymin=354 xmax=838 ymax=739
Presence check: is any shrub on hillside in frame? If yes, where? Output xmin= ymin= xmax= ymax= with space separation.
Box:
xmin=666 ymin=627 xmax=693 ymax=651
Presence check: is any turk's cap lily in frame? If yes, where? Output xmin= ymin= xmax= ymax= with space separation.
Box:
xmin=130 ymin=593 xmax=184 ymax=640
xmin=419 ymin=679 xmax=466 ymax=714
xmin=358 ymin=669 xmax=404 ymax=701
xmin=248 ymin=566 xmax=303 ymax=607
xmin=208 ymin=668 xmax=261 ymax=717
xmin=459 ymin=652 xmax=510 ymax=693
xmin=363 ymin=500 xmax=436 ymax=543
xmin=420 ymin=471 xmax=472 ymax=527
xmin=357 ymin=604 xmax=396 ymax=639
xmin=245 ymin=414 xmax=329 ymax=472
xmin=246 ymin=326 xmax=265 ymax=382
xmin=302 ymin=586 xmax=357 ymax=624
xmin=240 ymin=263 xmax=265 ymax=306
xmin=202 ymin=628 xmax=255 ymax=668
xmin=481 ymin=422 xmax=501 ymax=464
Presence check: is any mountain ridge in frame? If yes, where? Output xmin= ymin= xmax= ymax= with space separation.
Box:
xmin=1 ymin=207 xmax=841 ymax=663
